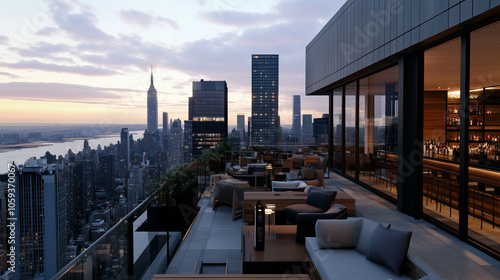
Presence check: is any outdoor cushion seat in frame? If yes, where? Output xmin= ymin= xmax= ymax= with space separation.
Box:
xmin=284 ymin=189 xmax=337 ymax=224
xmin=295 ymin=203 xmax=347 ymax=243
xmin=271 ymin=180 xmax=307 ymax=192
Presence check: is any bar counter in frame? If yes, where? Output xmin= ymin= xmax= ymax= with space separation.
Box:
xmin=424 ymin=156 xmax=500 ymax=185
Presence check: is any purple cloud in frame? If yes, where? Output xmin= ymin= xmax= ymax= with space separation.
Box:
xmin=0 ymin=60 xmax=116 ymax=76
xmin=36 ymin=27 xmax=61 ymax=37
xmin=120 ymin=9 xmax=178 ymax=29
xmin=0 ymin=71 xmax=19 ymax=78
xmin=49 ymin=0 xmax=112 ymax=43
xmin=200 ymin=10 xmax=270 ymax=27
xmin=0 ymin=82 xmax=142 ymax=107
xmin=0 ymin=35 xmax=8 ymax=44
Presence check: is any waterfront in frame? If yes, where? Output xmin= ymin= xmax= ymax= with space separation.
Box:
xmin=0 ymin=130 xmax=143 ymax=173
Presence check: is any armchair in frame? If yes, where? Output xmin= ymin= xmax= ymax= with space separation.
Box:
xmin=295 ymin=203 xmax=347 ymax=243
xmin=284 ymin=189 xmax=337 ymax=225
xmin=299 ymin=166 xmax=325 ymax=188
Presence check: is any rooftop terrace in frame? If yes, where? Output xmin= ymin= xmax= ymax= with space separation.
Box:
xmin=156 ymin=172 xmax=500 ymax=279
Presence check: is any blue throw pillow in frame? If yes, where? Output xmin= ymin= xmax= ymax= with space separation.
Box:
xmin=366 ymin=224 xmax=412 ymax=274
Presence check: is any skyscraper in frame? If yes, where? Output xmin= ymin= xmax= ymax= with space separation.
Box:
xmin=189 ymin=80 xmax=228 ymax=158
xmin=16 ymin=164 xmax=67 ymax=280
xmin=292 ymin=95 xmax=301 ymax=142
xmin=168 ymin=118 xmax=184 ymax=168
xmin=247 ymin=117 xmax=252 ymax=143
xmin=183 ymin=120 xmax=192 ymax=164
xmin=120 ymin=127 xmax=130 ymax=173
xmin=302 ymin=114 xmax=313 ymax=144
xmin=162 ymin=112 xmax=169 ymax=150
xmin=237 ymin=114 xmax=245 ymax=143
xmin=313 ymin=114 xmax=329 ymax=145
xmin=147 ymin=67 xmax=158 ymax=132
xmin=251 ymin=54 xmax=279 ymax=147
xmin=98 ymin=154 xmax=115 ymax=200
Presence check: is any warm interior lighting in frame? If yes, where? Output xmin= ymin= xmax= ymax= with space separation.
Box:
xmin=447 ymin=88 xmax=483 ymax=99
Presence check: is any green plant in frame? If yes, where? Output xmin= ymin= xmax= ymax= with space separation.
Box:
xmin=154 ymin=163 xmax=197 ymax=205
xmin=199 ymin=136 xmax=235 ymax=172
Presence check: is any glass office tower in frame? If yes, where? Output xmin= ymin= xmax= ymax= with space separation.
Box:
xmin=251 ymin=54 xmax=279 ymax=148
xmin=189 ymin=80 xmax=228 ymax=159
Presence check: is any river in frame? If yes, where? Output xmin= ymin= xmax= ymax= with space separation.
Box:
xmin=0 ymin=130 xmax=144 ymax=173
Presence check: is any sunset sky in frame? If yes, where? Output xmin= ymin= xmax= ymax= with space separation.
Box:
xmin=0 ymin=0 xmax=345 ymax=126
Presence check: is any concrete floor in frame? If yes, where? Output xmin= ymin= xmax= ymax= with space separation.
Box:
xmin=163 ymin=172 xmax=500 ymax=279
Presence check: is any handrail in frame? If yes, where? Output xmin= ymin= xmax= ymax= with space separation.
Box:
xmin=51 ymin=190 xmax=159 ymax=280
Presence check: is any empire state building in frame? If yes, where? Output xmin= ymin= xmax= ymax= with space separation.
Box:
xmin=147 ymin=67 xmax=158 ymax=132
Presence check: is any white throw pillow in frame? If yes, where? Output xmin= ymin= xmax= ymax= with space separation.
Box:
xmin=315 ymin=218 xmax=363 ymax=249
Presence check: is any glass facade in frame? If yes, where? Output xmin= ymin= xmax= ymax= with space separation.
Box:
xmin=345 ymin=82 xmax=356 ymax=177
xmin=331 ymin=66 xmax=399 ymax=199
xmin=251 ymin=54 xmax=279 ymax=147
xmin=423 ymin=37 xmax=461 ymax=233
xmin=422 ymin=21 xmax=500 ymax=256
xmin=306 ymin=0 xmax=500 ymax=262
xmin=332 ymin=87 xmax=342 ymax=171
xmin=189 ymin=80 xmax=228 ymax=159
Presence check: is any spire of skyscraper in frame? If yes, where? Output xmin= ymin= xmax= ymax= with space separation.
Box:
xmin=147 ymin=66 xmax=158 ymax=132
xmin=150 ymin=65 xmax=154 ymax=85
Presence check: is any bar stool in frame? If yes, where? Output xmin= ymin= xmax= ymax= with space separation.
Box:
xmin=431 ymin=170 xmax=443 ymax=211
xmin=441 ymin=172 xmax=458 ymax=217
xmin=494 ymin=187 xmax=500 ymax=229
xmin=373 ymin=157 xmax=384 ymax=184
xmin=468 ymin=181 xmax=479 ymax=220
xmin=475 ymin=182 xmax=496 ymax=230
xmin=478 ymin=182 xmax=486 ymax=230
xmin=423 ymin=168 xmax=433 ymax=205
xmin=385 ymin=159 xmax=397 ymax=192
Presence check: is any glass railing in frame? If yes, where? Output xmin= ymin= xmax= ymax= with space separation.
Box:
xmin=51 ymin=190 xmax=191 ymax=280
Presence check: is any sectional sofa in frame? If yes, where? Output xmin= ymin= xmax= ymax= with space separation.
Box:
xmin=305 ymin=217 xmax=441 ymax=280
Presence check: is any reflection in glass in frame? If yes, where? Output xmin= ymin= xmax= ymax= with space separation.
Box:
xmin=332 ymin=87 xmax=343 ymax=171
xmin=345 ymin=82 xmax=356 ymax=176
xmin=357 ymin=66 xmax=399 ymax=198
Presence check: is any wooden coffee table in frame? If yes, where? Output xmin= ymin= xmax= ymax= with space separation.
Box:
xmin=241 ymin=225 xmax=308 ymax=274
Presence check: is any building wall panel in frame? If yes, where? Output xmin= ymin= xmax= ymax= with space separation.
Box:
xmin=306 ymin=0 xmax=498 ymax=95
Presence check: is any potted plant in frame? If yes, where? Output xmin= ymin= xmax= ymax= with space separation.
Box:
xmin=148 ymin=164 xmax=199 ymax=229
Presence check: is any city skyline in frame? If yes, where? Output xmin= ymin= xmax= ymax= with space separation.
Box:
xmin=0 ymin=0 xmax=344 ymax=126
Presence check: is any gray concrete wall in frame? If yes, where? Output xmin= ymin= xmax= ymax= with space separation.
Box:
xmin=306 ymin=0 xmax=500 ymax=95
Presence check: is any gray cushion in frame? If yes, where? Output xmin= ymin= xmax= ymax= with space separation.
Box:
xmin=285 ymin=204 xmax=323 ymax=224
xmin=315 ymin=218 xmax=362 ymax=249
xmin=366 ymin=224 xmax=412 ymax=274
xmin=306 ymin=189 xmax=336 ymax=210
xmin=351 ymin=218 xmax=390 ymax=255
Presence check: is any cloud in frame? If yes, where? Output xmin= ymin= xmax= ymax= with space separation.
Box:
xmin=48 ymin=1 xmax=112 ymax=42
xmin=0 ymin=82 xmax=140 ymax=107
xmin=0 ymin=35 xmax=9 ymax=44
xmin=55 ymin=12 xmax=112 ymax=42
xmin=1 ymin=0 xmax=341 ymax=123
xmin=16 ymin=42 xmax=74 ymax=57
xmin=157 ymin=16 xmax=179 ymax=30
xmin=0 ymin=60 xmax=116 ymax=76
xmin=200 ymin=10 xmax=271 ymax=27
xmin=120 ymin=9 xmax=154 ymax=27
xmin=200 ymin=0 xmax=336 ymax=28
xmin=120 ymin=9 xmax=178 ymax=29
xmin=0 ymin=71 xmax=19 ymax=78
xmin=36 ymin=27 xmax=61 ymax=37
xmin=273 ymin=0 xmax=337 ymax=21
